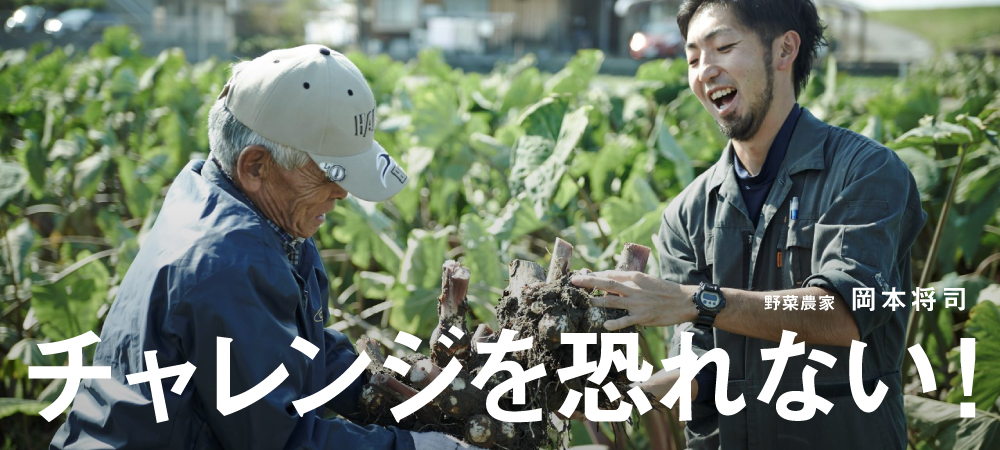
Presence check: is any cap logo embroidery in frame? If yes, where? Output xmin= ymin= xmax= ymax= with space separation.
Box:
xmin=391 ymin=165 xmax=408 ymax=184
xmin=377 ymin=152 xmax=392 ymax=188
xmin=354 ymin=108 xmax=375 ymax=138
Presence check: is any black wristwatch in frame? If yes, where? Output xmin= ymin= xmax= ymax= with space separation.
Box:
xmin=692 ymin=282 xmax=726 ymax=330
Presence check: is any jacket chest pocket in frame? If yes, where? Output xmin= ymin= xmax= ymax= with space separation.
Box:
xmin=782 ymin=219 xmax=816 ymax=287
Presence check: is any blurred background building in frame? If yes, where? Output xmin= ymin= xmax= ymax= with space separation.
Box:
xmin=0 ymin=0 xmax=973 ymax=74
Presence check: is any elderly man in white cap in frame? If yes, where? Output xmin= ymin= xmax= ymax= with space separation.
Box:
xmin=50 ymin=45 xmax=477 ymax=450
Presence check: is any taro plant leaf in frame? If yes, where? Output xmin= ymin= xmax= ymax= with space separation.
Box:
xmin=427 ymin=174 xmax=464 ymax=225
xmin=893 ymin=117 xmax=974 ymax=147
xmin=616 ymin=206 xmax=667 ymax=253
xmin=49 ymin=139 xmax=82 ymax=162
xmin=860 ymin=115 xmax=885 ymax=143
xmin=955 ymin=156 xmax=1000 ymax=204
xmin=509 ymin=135 xmax=554 ymax=192
xmin=0 ymin=398 xmax=51 ymax=420
xmin=139 ymin=48 xmax=187 ymax=94
xmin=0 ymin=161 xmax=28 ymax=208
xmin=5 ymin=220 xmax=36 ymax=282
xmin=17 ymin=130 xmax=45 ymax=196
xmin=896 ymin=147 xmax=941 ymax=199
xmin=390 ymin=181 xmax=421 ymax=226
xmin=584 ymin=145 xmax=615 ymax=201
xmin=545 ymin=49 xmax=604 ymax=96
xmin=116 ymin=148 xmax=170 ymax=217
xmin=388 ymin=227 xmax=455 ymax=335
xmin=518 ymin=95 xmax=570 ymax=141
xmin=3 ymin=338 xmax=48 ymax=379
xmin=346 ymin=51 xmax=408 ymax=103
xmin=905 ymin=395 xmax=1000 ymax=450
xmin=951 ymin=188 xmax=1000 ymax=267
xmin=946 ymin=296 xmax=1000 ymax=411
xmin=551 ymin=174 xmax=580 ymax=211
xmin=469 ymin=132 xmax=512 ymax=170
xmin=932 ymin=273 xmax=992 ymax=313
xmin=635 ymin=58 xmax=689 ymax=105
xmin=600 ymin=197 xmax=648 ymax=236
xmin=485 ymin=193 xmax=546 ymax=244
xmin=386 ymin=284 xmax=439 ymax=338
xmin=622 ymin=166 xmax=660 ymax=210
xmin=459 ymin=214 xmax=505 ymax=329
xmin=108 ymin=66 xmax=139 ymax=101
xmin=409 ymin=81 xmax=464 ymax=150
xmin=499 ymin=67 xmax=544 ymax=117
xmin=652 ymin=108 xmax=694 ymax=187
xmin=330 ymin=197 xmax=404 ymax=270
xmin=405 ymin=146 xmax=436 ymax=178
xmin=564 ymin=212 xmax=615 ymax=269
xmin=90 ymin=26 xmax=142 ymax=59
xmin=524 ymin=106 xmax=591 ymax=218
xmin=413 ymin=48 xmax=456 ymax=81
xmin=73 ymin=149 xmax=111 ymax=199
xmin=933 ymin=184 xmax=1000 ymax=273
xmin=30 ymin=250 xmax=111 ymax=341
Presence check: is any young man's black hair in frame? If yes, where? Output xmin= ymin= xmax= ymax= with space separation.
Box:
xmin=677 ymin=0 xmax=827 ymax=98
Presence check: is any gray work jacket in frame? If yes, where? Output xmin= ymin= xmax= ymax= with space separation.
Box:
xmin=658 ymin=109 xmax=926 ymax=449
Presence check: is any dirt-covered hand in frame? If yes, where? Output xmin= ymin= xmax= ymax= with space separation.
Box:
xmin=570 ymin=271 xmax=699 ymax=330
xmin=411 ymin=431 xmax=485 ymax=450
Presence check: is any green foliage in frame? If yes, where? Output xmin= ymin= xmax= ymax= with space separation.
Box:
xmin=0 ymin=398 xmax=50 ymax=420
xmin=947 ymin=290 xmax=1000 ymax=411
xmin=905 ymin=395 xmax=1000 ymax=450
xmin=2 ymin=30 xmax=1000 ymax=450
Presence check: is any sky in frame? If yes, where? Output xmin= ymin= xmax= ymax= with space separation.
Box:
xmin=842 ymin=0 xmax=1000 ymax=10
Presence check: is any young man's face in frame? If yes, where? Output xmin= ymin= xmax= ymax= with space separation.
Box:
xmin=684 ymin=4 xmax=775 ymax=142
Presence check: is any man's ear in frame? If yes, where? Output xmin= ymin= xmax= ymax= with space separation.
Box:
xmin=235 ymin=145 xmax=271 ymax=193
xmin=775 ymin=30 xmax=801 ymax=72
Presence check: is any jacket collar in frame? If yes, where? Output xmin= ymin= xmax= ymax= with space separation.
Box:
xmin=200 ymin=158 xmax=307 ymax=266
xmin=709 ymin=107 xmax=828 ymax=192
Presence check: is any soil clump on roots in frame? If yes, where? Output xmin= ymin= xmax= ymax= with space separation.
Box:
xmin=356 ymin=240 xmax=652 ymax=449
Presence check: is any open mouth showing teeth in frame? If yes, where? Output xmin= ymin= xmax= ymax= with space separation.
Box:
xmin=710 ymin=88 xmax=737 ymax=109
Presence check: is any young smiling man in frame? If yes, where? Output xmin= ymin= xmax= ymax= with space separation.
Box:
xmin=50 ymin=45 xmax=478 ymax=450
xmin=572 ymin=1 xmax=926 ymax=449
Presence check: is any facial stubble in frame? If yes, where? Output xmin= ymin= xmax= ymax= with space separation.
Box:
xmin=717 ymin=45 xmax=775 ymax=142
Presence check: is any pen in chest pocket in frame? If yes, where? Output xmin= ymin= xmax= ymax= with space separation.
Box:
xmin=779 ymin=197 xmax=800 ymax=268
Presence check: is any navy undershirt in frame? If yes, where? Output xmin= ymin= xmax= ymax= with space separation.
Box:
xmin=733 ymin=104 xmax=802 ymax=228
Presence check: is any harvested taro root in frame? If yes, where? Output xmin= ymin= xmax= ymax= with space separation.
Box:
xmin=356 ymin=239 xmax=654 ymax=450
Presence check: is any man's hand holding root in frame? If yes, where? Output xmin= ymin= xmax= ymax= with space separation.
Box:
xmin=571 ymin=271 xmax=698 ymax=330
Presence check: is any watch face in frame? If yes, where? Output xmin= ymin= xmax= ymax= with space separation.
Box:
xmin=701 ymin=292 xmax=721 ymax=309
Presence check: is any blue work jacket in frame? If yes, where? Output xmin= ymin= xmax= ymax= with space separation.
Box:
xmin=50 ymin=159 xmax=414 ymax=450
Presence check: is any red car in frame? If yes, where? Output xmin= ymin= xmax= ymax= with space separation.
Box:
xmin=629 ymin=21 xmax=685 ymax=59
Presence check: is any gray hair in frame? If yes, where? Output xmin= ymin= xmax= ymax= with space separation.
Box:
xmin=208 ymin=61 xmax=312 ymax=176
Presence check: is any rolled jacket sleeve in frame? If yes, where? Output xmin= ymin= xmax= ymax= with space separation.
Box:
xmin=802 ymin=146 xmax=926 ymax=341
xmin=657 ymin=202 xmax=717 ymax=404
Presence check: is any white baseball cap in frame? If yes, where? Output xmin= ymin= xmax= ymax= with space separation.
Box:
xmin=221 ymin=44 xmax=408 ymax=202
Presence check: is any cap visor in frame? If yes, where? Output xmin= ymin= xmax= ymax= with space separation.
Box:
xmin=309 ymin=140 xmax=409 ymax=202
